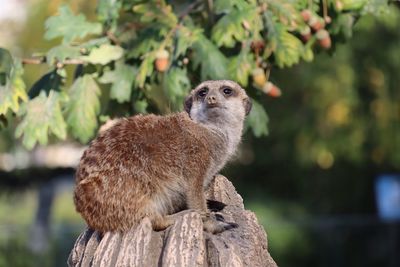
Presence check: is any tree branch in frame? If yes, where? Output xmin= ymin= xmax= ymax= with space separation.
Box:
xmin=106 ymin=31 xmax=121 ymax=46
xmin=178 ymin=0 xmax=203 ymax=20
xmin=204 ymin=0 xmax=215 ymax=25
xmin=22 ymin=57 xmax=85 ymax=65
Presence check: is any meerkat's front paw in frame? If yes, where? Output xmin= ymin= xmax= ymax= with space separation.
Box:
xmin=203 ymin=217 xmax=238 ymax=234
xmin=200 ymin=212 xmax=238 ymax=234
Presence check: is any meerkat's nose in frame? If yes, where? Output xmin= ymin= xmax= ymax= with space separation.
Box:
xmin=207 ymin=95 xmax=217 ymax=105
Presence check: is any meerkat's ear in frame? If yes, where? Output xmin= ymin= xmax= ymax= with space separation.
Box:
xmin=243 ymin=97 xmax=252 ymax=116
xmin=184 ymin=94 xmax=193 ymax=114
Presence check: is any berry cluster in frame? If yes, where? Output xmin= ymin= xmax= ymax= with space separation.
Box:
xmin=300 ymin=9 xmax=332 ymax=49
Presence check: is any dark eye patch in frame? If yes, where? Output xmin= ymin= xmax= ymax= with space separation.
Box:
xmin=197 ymin=87 xmax=208 ymax=97
xmin=221 ymin=86 xmax=233 ymax=96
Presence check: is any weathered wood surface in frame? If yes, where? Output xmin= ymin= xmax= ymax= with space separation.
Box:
xmin=68 ymin=175 xmax=277 ymax=267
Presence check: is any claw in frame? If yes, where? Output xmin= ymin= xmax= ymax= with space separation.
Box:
xmin=224 ymin=222 xmax=239 ymax=230
xmin=214 ymin=213 xmax=225 ymax=222
xmin=203 ymin=217 xmax=239 ymax=234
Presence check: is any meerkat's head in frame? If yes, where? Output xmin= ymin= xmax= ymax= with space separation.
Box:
xmin=184 ymin=80 xmax=252 ymax=126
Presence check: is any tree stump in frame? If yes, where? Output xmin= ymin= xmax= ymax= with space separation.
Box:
xmin=68 ymin=175 xmax=277 ymax=267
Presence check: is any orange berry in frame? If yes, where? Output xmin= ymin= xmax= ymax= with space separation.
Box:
xmin=301 ymin=10 xmax=312 ymax=22
xmin=262 ymin=82 xmax=282 ymax=97
xmin=155 ymin=58 xmax=168 ymax=72
xmin=268 ymin=85 xmax=282 ymax=97
xmin=252 ymin=68 xmax=267 ymax=87
xmin=324 ymin=16 xmax=332 ymax=24
xmin=251 ymin=40 xmax=265 ymax=51
xmin=316 ymin=29 xmax=331 ymax=49
xmin=309 ymin=16 xmax=325 ymax=31
xmin=300 ymin=26 xmax=312 ymax=42
xmin=155 ymin=50 xmax=169 ymax=72
xmin=319 ymin=37 xmax=331 ymax=49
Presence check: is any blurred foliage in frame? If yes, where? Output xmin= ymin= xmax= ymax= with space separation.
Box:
xmin=0 ymin=0 xmax=391 ymax=149
xmin=51 ymin=188 xmax=82 ymax=224
xmin=0 ymin=187 xmax=82 ymax=267
xmin=0 ymin=225 xmax=80 ymax=267
xmin=0 ymin=236 xmax=51 ymax=267
xmin=224 ymin=4 xmax=400 ymax=266
xmin=270 ymin=5 xmax=400 ymax=169
xmin=0 ymin=192 xmax=36 ymax=227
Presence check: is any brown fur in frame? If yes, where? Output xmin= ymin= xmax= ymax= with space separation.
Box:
xmin=74 ymin=80 xmax=251 ymax=233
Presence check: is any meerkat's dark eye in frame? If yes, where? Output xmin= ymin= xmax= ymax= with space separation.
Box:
xmin=222 ymin=87 xmax=233 ymax=95
xmin=198 ymin=87 xmax=208 ymax=97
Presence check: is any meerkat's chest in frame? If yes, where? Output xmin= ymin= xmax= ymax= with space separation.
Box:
xmin=202 ymin=155 xmax=230 ymax=188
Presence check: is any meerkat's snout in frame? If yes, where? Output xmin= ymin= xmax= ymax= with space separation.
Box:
xmin=206 ymin=93 xmax=223 ymax=110
xmin=206 ymin=95 xmax=217 ymax=106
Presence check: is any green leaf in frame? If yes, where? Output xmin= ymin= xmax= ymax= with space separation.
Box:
xmin=132 ymin=2 xmax=177 ymax=26
xmin=342 ymin=0 xmax=367 ymax=11
xmin=28 ymin=70 xmax=64 ymax=99
xmin=267 ymin=0 xmax=298 ymax=26
xmin=228 ymin=48 xmax=254 ymax=86
xmin=331 ymin=14 xmax=355 ymax=40
xmin=214 ymin=0 xmax=251 ymax=14
xmin=128 ymin=37 xmax=158 ymax=59
xmin=272 ymin=25 xmax=304 ymax=68
xmin=192 ymin=34 xmax=229 ymax=80
xmin=46 ymin=45 xmax=81 ymax=65
xmin=0 ymin=59 xmax=27 ymax=115
xmin=44 ymin=4 xmax=102 ymax=44
xmin=135 ymin=53 xmax=155 ymax=88
xmin=127 ymin=29 xmax=159 ymax=58
xmin=0 ymin=48 xmax=13 ymax=82
xmin=99 ymin=61 xmax=136 ymax=103
xmin=80 ymin=37 xmax=110 ymax=50
xmin=245 ymin=99 xmax=269 ymax=137
xmin=15 ymin=91 xmax=68 ymax=149
xmin=361 ymin=0 xmax=390 ymax=15
xmin=97 ymin=0 xmax=122 ymax=28
xmin=162 ymin=67 xmax=191 ymax=110
xmin=133 ymin=99 xmax=148 ymax=114
xmin=214 ymin=0 xmax=234 ymax=14
xmin=0 ymin=114 xmax=7 ymax=129
xmin=302 ymin=47 xmax=314 ymax=62
xmin=65 ymin=75 xmax=101 ymax=143
xmin=174 ymin=26 xmax=202 ymax=59
xmin=143 ymin=83 xmax=170 ymax=113
xmin=81 ymin=44 xmax=124 ymax=65
xmin=211 ymin=7 xmax=254 ymax=47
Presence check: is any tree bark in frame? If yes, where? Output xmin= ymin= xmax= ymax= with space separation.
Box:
xmin=68 ymin=175 xmax=277 ymax=267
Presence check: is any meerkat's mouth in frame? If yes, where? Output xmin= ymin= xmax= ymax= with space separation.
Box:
xmin=206 ymin=103 xmax=224 ymax=109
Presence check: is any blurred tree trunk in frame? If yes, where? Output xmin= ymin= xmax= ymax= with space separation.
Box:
xmin=29 ymin=180 xmax=55 ymax=253
xmin=27 ymin=172 xmax=74 ymax=254
xmin=68 ymin=175 xmax=277 ymax=267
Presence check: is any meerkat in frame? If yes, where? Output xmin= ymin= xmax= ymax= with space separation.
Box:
xmin=73 ymin=80 xmax=252 ymax=234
